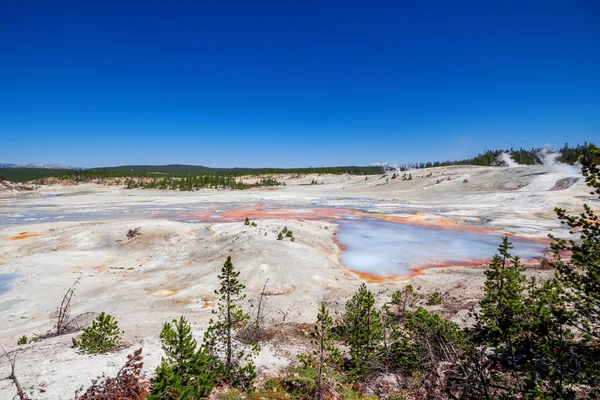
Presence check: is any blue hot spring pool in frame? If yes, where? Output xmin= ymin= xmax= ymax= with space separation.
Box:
xmin=336 ymin=219 xmax=547 ymax=278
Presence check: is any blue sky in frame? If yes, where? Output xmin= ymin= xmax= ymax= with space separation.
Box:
xmin=1 ymin=1 xmax=599 ymax=168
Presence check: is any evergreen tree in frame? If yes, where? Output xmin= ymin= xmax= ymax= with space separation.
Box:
xmin=547 ymin=144 xmax=600 ymax=396
xmin=204 ymin=256 xmax=258 ymax=390
xmin=149 ymin=317 xmax=216 ymax=399
xmin=397 ymin=307 xmax=467 ymax=374
xmin=475 ymin=237 xmax=530 ymax=396
xmin=299 ymin=303 xmax=341 ymax=399
xmin=340 ymin=283 xmax=383 ymax=379
xmin=550 ymin=144 xmax=600 ymax=341
xmin=525 ymin=277 xmax=579 ymax=398
xmin=77 ymin=312 xmax=123 ymax=354
xmin=477 ymin=237 xmax=528 ymax=346
xmin=391 ymin=284 xmax=417 ymax=314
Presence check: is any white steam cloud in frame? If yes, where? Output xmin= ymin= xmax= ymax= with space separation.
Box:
xmin=537 ymin=145 xmax=580 ymax=174
xmin=371 ymin=161 xmax=389 ymax=168
xmin=498 ymin=152 xmax=519 ymax=168
xmin=371 ymin=161 xmax=405 ymax=172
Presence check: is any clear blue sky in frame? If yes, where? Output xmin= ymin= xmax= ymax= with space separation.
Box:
xmin=1 ymin=1 xmax=599 ymax=168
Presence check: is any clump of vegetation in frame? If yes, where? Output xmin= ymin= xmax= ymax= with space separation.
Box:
xmin=244 ymin=217 xmax=257 ymax=227
xmin=17 ymin=335 xmax=27 ymax=345
xmin=126 ymin=227 xmax=141 ymax=239
xmin=254 ymin=177 xmax=283 ymax=187
xmin=126 ymin=174 xmax=248 ymax=191
xmin=277 ymin=226 xmax=295 ymax=241
xmin=77 ymin=348 xmax=147 ymax=399
xmin=426 ymin=291 xmax=443 ymax=306
xmin=298 ymin=303 xmax=341 ymax=399
xmin=77 ymin=312 xmax=123 ymax=354
xmin=391 ymin=284 xmax=417 ymax=314
xmin=149 ymin=317 xmax=216 ymax=399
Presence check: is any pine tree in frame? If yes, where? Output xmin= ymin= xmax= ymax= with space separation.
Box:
xmin=525 ymin=277 xmax=578 ymax=398
xmin=77 ymin=312 xmax=123 ymax=354
xmin=391 ymin=284 xmax=417 ymax=314
xmin=477 ymin=237 xmax=528 ymax=346
xmin=204 ymin=256 xmax=258 ymax=390
xmin=149 ymin=317 xmax=215 ymax=399
xmin=476 ymin=237 xmax=529 ymax=395
xmin=379 ymin=304 xmax=399 ymax=374
xmin=341 ymin=283 xmax=383 ymax=379
xmin=550 ymin=143 xmax=600 ymax=341
xmin=298 ymin=303 xmax=341 ymax=399
xmin=547 ymin=144 xmax=600 ymax=395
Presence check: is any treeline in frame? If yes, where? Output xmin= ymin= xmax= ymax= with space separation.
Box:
xmin=93 ymin=164 xmax=383 ymax=176
xmin=0 ymin=168 xmax=71 ymax=183
xmin=53 ymin=169 xmax=149 ymax=182
xmin=125 ymin=175 xmax=247 ymax=190
xmin=26 ymin=166 xmax=379 ymax=184
xmin=559 ymin=142 xmax=600 ymax=164
xmin=398 ymin=142 xmax=596 ymax=170
xmin=124 ymin=175 xmax=285 ymax=190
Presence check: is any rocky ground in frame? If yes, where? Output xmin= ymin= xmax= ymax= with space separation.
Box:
xmin=0 ymin=180 xmax=34 ymax=193
xmin=0 ymin=164 xmax=592 ymax=398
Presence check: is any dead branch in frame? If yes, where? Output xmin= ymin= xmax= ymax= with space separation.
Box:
xmin=55 ymin=278 xmax=80 ymax=336
xmin=1 ymin=346 xmax=30 ymax=400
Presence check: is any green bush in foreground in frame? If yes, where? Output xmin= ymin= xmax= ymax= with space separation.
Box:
xmin=77 ymin=312 xmax=123 ymax=354
xmin=149 ymin=316 xmax=216 ymax=399
xmin=426 ymin=291 xmax=443 ymax=306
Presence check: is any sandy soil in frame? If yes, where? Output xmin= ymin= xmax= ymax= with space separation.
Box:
xmin=0 ymin=164 xmax=593 ymax=398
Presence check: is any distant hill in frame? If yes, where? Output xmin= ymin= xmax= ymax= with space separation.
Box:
xmin=0 ymin=163 xmax=81 ymax=170
xmin=0 ymin=168 xmax=72 ymax=182
xmin=91 ymin=164 xmax=380 ymax=175
xmin=92 ymin=164 xmax=213 ymax=174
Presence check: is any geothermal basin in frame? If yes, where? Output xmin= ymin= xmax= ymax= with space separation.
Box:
xmin=0 ymin=193 xmax=550 ymax=280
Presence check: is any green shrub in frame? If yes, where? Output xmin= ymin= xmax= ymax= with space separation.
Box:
xmin=149 ymin=316 xmax=215 ymax=399
xmin=391 ymin=284 xmax=417 ymax=312
xmin=426 ymin=291 xmax=443 ymax=306
xmin=282 ymin=366 xmax=317 ymax=398
xmin=216 ymin=389 xmax=244 ymax=400
xmin=77 ymin=312 xmax=123 ymax=354
xmin=396 ymin=307 xmax=466 ymax=373
xmin=17 ymin=335 xmax=27 ymax=345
